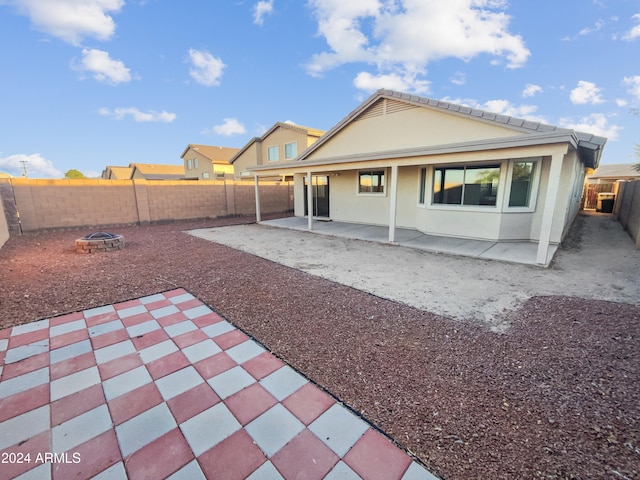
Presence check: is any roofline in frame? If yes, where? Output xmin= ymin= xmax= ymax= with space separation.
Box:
xmin=295 ymin=89 xmax=607 ymax=165
xmin=249 ymin=131 xmax=579 ymax=173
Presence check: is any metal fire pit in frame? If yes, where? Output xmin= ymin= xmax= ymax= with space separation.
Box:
xmin=75 ymin=232 xmax=125 ymax=254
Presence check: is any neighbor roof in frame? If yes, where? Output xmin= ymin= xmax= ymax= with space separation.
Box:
xmin=103 ymin=166 xmax=134 ymax=180
xmin=229 ymin=122 xmax=325 ymax=164
xmin=588 ymin=163 xmax=640 ymax=179
xmin=130 ymin=163 xmax=185 ymax=180
xmin=181 ymin=144 xmax=239 ymax=164
xmin=293 ymin=89 xmax=607 ymax=169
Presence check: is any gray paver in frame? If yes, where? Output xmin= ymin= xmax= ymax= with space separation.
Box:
xmin=0 ymin=405 xmax=50 ymax=450
xmin=15 ymin=462 xmax=51 ymax=480
xmin=150 ymin=305 xmax=180 ymax=319
xmin=259 ymin=365 xmax=308 ymax=401
xmin=180 ymin=403 xmax=241 ymax=456
xmin=92 ymin=462 xmax=127 ymax=480
xmin=155 ymin=366 xmax=203 ymax=401
xmin=117 ymin=304 xmax=148 ymax=318
xmin=50 ymin=339 xmax=92 ymax=364
xmin=202 ymin=320 xmax=235 ymax=338
xmin=11 ymin=318 xmax=49 ymax=335
xmin=88 ymin=319 xmax=124 ymax=338
xmin=207 ymin=365 xmax=256 ymax=400
xmin=102 ymin=365 xmax=152 ymax=401
xmin=4 ymin=341 xmax=49 ymax=364
xmin=116 ymin=403 xmax=176 ymax=457
xmin=0 ymin=367 xmax=49 ymax=399
xmin=50 ymin=319 xmax=86 ymax=337
xmin=403 ymin=461 xmax=441 ymax=480
xmin=94 ymin=339 xmax=135 ymax=364
xmin=183 ymin=305 xmax=212 ymax=319
xmin=83 ymin=305 xmax=115 ymax=318
xmin=324 ymin=461 xmax=361 ymax=480
xmin=309 ymin=404 xmax=369 ymax=457
xmin=139 ymin=293 xmax=166 ymax=304
xmin=168 ymin=293 xmax=195 ymax=305
xmin=165 ymin=320 xmax=197 ymax=338
xmin=245 ymin=404 xmax=305 ymax=457
xmin=246 ymin=461 xmax=284 ymax=479
xmin=50 ymin=365 xmax=101 ymax=401
xmin=52 ymin=404 xmax=112 ymax=452
xmin=138 ymin=339 xmax=179 ymax=363
xmin=182 ymin=339 xmax=222 ymax=363
xmin=126 ymin=319 xmax=161 ymax=337
xmin=226 ymin=340 xmax=266 ymax=364
xmin=167 ymin=460 xmax=207 ymax=480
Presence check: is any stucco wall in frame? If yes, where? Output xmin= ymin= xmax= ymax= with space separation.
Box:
xmin=0 ymin=191 xmax=9 ymax=248
xmin=616 ymin=180 xmax=640 ymax=248
xmin=4 ymin=178 xmax=292 ymax=233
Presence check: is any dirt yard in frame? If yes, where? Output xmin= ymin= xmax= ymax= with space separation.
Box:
xmin=1 ymin=215 xmax=638 ymax=479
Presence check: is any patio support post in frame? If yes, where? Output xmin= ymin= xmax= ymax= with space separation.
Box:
xmin=254 ymin=174 xmax=261 ymax=223
xmin=307 ymin=171 xmax=313 ymax=230
xmin=388 ymin=164 xmax=398 ymax=242
xmin=536 ymin=151 xmax=565 ymax=265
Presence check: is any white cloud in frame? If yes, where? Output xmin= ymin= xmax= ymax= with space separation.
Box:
xmin=616 ymin=98 xmax=628 ymax=107
xmin=253 ymin=0 xmax=274 ymax=26
xmin=559 ymin=113 xmax=621 ymax=140
xmin=562 ymin=19 xmax=605 ymax=41
xmin=3 ymin=0 xmax=124 ymax=45
xmin=522 ymin=83 xmax=542 ymax=98
xmin=569 ymin=81 xmax=604 ymax=105
xmin=623 ymin=75 xmax=640 ymax=101
xmin=0 ymin=153 xmax=62 ymax=178
xmin=450 ymin=72 xmax=466 ymax=86
xmin=353 ymin=71 xmax=430 ymax=94
xmin=73 ymin=48 xmax=131 ymax=85
xmin=441 ymin=96 xmax=547 ymax=123
xmin=622 ymin=13 xmax=640 ymax=41
xmin=188 ymin=49 xmax=225 ymax=86
xmin=306 ymin=0 xmax=530 ymax=92
xmin=99 ymin=107 xmax=176 ymax=122
xmin=209 ymin=118 xmax=246 ymax=136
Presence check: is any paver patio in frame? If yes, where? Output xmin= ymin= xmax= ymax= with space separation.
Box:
xmin=0 ymin=288 xmax=437 ymax=479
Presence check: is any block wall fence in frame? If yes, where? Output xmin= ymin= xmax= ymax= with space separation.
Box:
xmin=615 ymin=179 xmax=640 ymax=248
xmin=0 ymin=178 xmax=293 ymax=238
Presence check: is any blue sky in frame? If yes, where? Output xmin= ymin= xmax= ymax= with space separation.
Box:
xmin=0 ymin=0 xmax=639 ymax=178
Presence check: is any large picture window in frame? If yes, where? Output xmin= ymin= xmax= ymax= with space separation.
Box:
xmin=359 ymin=170 xmax=385 ymax=194
xmin=508 ymin=161 xmax=535 ymax=207
xmin=433 ymin=164 xmax=500 ymax=206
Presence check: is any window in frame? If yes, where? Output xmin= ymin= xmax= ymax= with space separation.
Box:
xmin=267 ymin=146 xmax=278 ymax=162
xmin=359 ymin=170 xmax=385 ymax=194
xmin=186 ymin=159 xmax=192 ymax=169
xmin=284 ymin=142 xmax=297 ymax=159
xmin=193 ymin=158 xmax=198 ymax=169
xmin=418 ymin=167 xmax=427 ymax=204
xmin=508 ymin=161 xmax=535 ymax=207
xmin=202 ymin=172 xmax=209 ymax=179
xmin=433 ymin=164 xmax=500 ymax=206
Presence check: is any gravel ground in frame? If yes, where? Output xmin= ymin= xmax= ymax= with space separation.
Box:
xmin=1 ymin=215 xmax=639 ymax=479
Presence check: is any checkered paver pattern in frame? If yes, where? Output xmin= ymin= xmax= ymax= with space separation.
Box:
xmin=0 ymin=289 xmax=437 ymax=480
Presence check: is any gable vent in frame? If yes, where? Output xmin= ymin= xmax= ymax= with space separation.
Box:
xmin=356 ymin=98 xmax=417 ymax=121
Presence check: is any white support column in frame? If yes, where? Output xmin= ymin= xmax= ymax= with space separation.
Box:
xmin=254 ymin=174 xmax=261 ymax=223
xmin=306 ymin=171 xmax=313 ymax=230
xmin=388 ymin=164 xmax=399 ymax=242
xmin=536 ymin=152 xmax=564 ymax=265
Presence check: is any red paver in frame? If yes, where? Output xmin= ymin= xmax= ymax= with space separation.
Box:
xmin=49 ymin=311 xmax=84 ymax=326
xmin=51 ymin=384 xmax=105 ymax=426
xmin=166 ymin=382 xmax=220 ymax=424
xmin=1 ymin=351 xmax=49 ymax=380
xmin=272 ymin=429 xmax=340 ymax=479
xmin=0 ymin=384 xmax=49 ymax=422
xmin=146 ymin=350 xmax=190 ymax=380
xmin=124 ymin=428 xmax=193 ymax=480
xmin=97 ymin=352 xmax=143 ymax=380
xmin=131 ymin=327 xmax=170 ymax=350
xmin=215 ymin=329 xmax=250 ymax=350
xmin=50 ymin=329 xmax=89 ymax=350
xmin=155 ymin=311 xmax=188 ymax=327
xmin=9 ymin=328 xmax=49 ymax=348
xmin=344 ymin=429 xmax=413 ymax=480
xmin=108 ymin=382 xmax=163 ymax=425
xmin=172 ymin=329 xmax=209 ymax=348
xmin=225 ymin=383 xmax=278 ymax=425
xmin=193 ymin=351 xmax=236 ymax=379
xmin=242 ymin=351 xmax=286 ymax=380
xmin=282 ymin=382 xmax=336 ymax=425
xmin=90 ymin=328 xmax=129 ymax=350
xmin=52 ymin=429 xmax=121 ymax=480
xmin=50 ymin=352 xmax=96 ymax=381
xmin=198 ymin=430 xmax=267 ymax=480
xmin=1 ymin=430 xmax=51 ymax=479
xmin=84 ymin=311 xmax=119 ymax=327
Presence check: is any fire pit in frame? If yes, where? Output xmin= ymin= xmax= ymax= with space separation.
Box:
xmin=75 ymin=232 xmax=125 ymax=254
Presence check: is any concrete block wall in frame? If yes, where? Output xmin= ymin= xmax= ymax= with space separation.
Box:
xmin=616 ymin=180 xmax=640 ymax=248
xmin=0 ymin=178 xmax=293 ymax=235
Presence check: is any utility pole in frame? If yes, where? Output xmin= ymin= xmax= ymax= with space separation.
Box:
xmin=20 ymin=160 xmax=28 ymax=177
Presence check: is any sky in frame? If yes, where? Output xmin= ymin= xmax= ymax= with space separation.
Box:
xmin=0 ymin=0 xmax=639 ymax=178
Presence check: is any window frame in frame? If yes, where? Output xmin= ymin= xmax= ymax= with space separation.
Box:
xmin=267 ymin=145 xmax=279 ymax=162
xmin=431 ymin=163 xmax=502 ymax=208
xmin=357 ymin=169 xmax=387 ymax=195
xmin=284 ymin=142 xmax=297 ymax=160
xmin=503 ymin=158 xmax=541 ymax=212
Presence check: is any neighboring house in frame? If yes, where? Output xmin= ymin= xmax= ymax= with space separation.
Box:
xmin=181 ymin=144 xmax=238 ymax=180
xmin=0 ymin=172 xmax=13 ymax=178
xmin=250 ymin=89 xmax=606 ymax=266
xmin=230 ymin=122 xmax=325 ymax=179
xmin=130 ymin=163 xmax=185 ymax=180
xmin=101 ymin=166 xmax=134 ymax=180
xmin=583 ymin=163 xmax=640 ymax=210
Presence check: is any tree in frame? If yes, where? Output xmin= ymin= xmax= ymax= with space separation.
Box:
xmin=64 ymin=169 xmax=86 ymax=179
xmin=633 ymin=144 xmax=640 ymax=172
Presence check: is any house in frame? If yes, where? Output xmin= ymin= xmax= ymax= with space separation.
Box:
xmin=130 ymin=163 xmax=185 ymax=180
xmin=230 ymin=122 xmax=325 ymax=180
xmin=101 ymin=166 xmax=134 ymax=180
xmin=249 ymin=89 xmax=606 ymax=266
xmin=181 ymin=144 xmax=238 ymax=180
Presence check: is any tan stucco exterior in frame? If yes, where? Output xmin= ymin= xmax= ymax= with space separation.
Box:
xmin=231 ymin=123 xmax=324 ymax=179
xmin=182 ymin=145 xmax=237 ymax=180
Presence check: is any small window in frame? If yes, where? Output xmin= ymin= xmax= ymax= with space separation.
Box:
xmin=193 ymin=158 xmax=198 ymax=169
xmin=267 ymin=146 xmax=278 ymax=162
xmin=359 ymin=170 xmax=385 ymax=194
xmin=202 ymin=172 xmax=209 ymax=179
xmin=509 ymin=161 xmax=535 ymax=207
xmin=187 ymin=159 xmax=192 ymax=169
xmin=284 ymin=142 xmax=297 ymax=159
xmin=433 ymin=164 xmax=500 ymax=206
